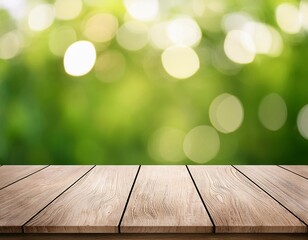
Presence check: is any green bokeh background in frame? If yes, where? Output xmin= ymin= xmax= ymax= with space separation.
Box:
xmin=0 ymin=0 xmax=308 ymax=165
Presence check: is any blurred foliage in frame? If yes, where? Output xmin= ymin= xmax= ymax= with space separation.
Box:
xmin=0 ymin=0 xmax=308 ymax=165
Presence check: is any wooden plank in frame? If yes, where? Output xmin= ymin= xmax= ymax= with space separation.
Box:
xmin=120 ymin=166 xmax=213 ymax=233
xmin=0 ymin=166 xmax=93 ymax=233
xmin=24 ymin=166 xmax=139 ymax=233
xmin=0 ymin=166 xmax=47 ymax=189
xmin=1 ymin=234 xmax=308 ymax=240
xmin=188 ymin=166 xmax=306 ymax=233
xmin=279 ymin=165 xmax=308 ymax=179
xmin=235 ymin=165 xmax=308 ymax=226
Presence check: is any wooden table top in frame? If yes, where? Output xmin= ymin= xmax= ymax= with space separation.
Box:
xmin=0 ymin=165 xmax=307 ymax=239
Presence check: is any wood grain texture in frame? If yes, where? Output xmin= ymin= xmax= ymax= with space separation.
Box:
xmin=0 ymin=166 xmax=93 ymax=233
xmin=235 ymin=165 xmax=308 ymax=226
xmin=1 ymin=234 xmax=308 ymax=240
xmin=188 ymin=166 xmax=306 ymax=233
xmin=0 ymin=166 xmax=47 ymax=189
xmin=24 ymin=166 xmax=139 ymax=233
xmin=279 ymin=166 xmax=308 ymax=179
xmin=120 ymin=166 xmax=213 ymax=233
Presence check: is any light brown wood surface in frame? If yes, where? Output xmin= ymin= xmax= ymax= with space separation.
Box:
xmin=1 ymin=165 xmax=308 ymax=236
xmin=120 ymin=166 xmax=213 ymax=233
xmin=1 ymin=233 xmax=308 ymax=240
xmin=24 ymin=166 xmax=139 ymax=233
xmin=235 ymin=166 xmax=308 ymax=226
xmin=0 ymin=166 xmax=93 ymax=233
xmin=279 ymin=165 xmax=308 ymax=179
xmin=0 ymin=165 xmax=47 ymax=189
xmin=188 ymin=166 xmax=306 ymax=233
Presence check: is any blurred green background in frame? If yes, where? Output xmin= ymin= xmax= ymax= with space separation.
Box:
xmin=1 ymin=0 xmax=308 ymax=165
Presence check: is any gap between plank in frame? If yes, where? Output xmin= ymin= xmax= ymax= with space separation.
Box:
xmin=118 ymin=165 xmax=141 ymax=234
xmin=0 ymin=165 xmax=50 ymax=191
xmin=278 ymin=165 xmax=308 ymax=181
xmin=185 ymin=165 xmax=216 ymax=233
xmin=232 ymin=165 xmax=308 ymax=228
xmin=21 ymin=165 xmax=96 ymax=233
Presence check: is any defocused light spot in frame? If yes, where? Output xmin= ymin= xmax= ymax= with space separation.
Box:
xmin=64 ymin=41 xmax=96 ymax=77
xmin=150 ymin=22 xmax=173 ymax=49
xmin=167 ymin=16 xmax=202 ymax=47
xmin=55 ymin=0 xmax=82 ymax=20
xmin=0 ymin=0 xmax=27 ymax=19
xmin=124 ymin=0 xmax=159 ymax=21
xmin=0 ymin=31 xmax=23 ymax=60
xmin=49 ymin=26 xmax=77 ymax=57
xmin=148 ymin=127 xmax=186 ymax=163
xmin=224 ymin=30 xmax=255 ymax=64
xmin=243 ymin=22 xmax=283 ymax=56
xmin=266 ymin=26 xmax=284 ymax=57
xmin=84 ymin=13 xmax=118 ymax=43
xmin=222 ymin=12 xmax=252 ymax=33
xmin=243 ymin=22 xmax=272 ymax=54
xmin=258 ymin=93 xmax=287 ymax=131
xmin=193 ymin=0 xmax=225 ymax=17
xmin=276 ymin=3 xmax=301 ymax=34
xmin=28 ymin=4 xmax=55 ymax=31
xmin=116 ymin=21 xmax=148 ymax=51
xmin=223 ymin=14 xmax=283 ymax=58
xmin=161 ymin=45 xmax=199 ymax=79
xmin=95 ymin=50 xmax=126 ymax=82
xmin=209 ymin=93 xmax=244 ymax=133
xmin=297 ymin=105 xmax=308 ymax=139
xmin=193 ymin=0 xmax=225 ymax=32
xmin=183 ymin=125 xmax=220 ymax=163
xmin=300 ymin=1 xmax=308 ymax=31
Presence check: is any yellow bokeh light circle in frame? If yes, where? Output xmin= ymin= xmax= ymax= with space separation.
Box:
xmin=28 ymin=4 xmax=55 ymax=31
xmin=55 ymin=0 xmax=82 ymax=20
xmin=243 ymin=22 xmax=283 ymax=57
xmin=258 ymin=93 xmax=287 ymax=131
xmin=148 ymin=127 xmax=186 ymax=163
xmin=124 ymin=0 xmax=159 ymax=21
xmin=297 ymin=105 xmax=308 ymax=139
xmin=183 ymin=125 xmax=220 ymax=163
xmin=276 ymin=3 xmax=302 ymax=34
xmin=116 ymin=21 xmax=149 ymax=51
xmin=209 ymin=93 xmax=244 ymax=134
xmin=84 ymin=13 xmax=118 ymax=43
xmin=224 ymin=30 xmax=255 ymax=64
xmin=167 ymin=16 xmax=202 ymax=47
xmin=161 ymin=45 xmax=200 ymax=79
xmin=0 ymin=31 xmax=23 ymax=60
xmin=64 ymin=41 xmax=96 ymax=77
